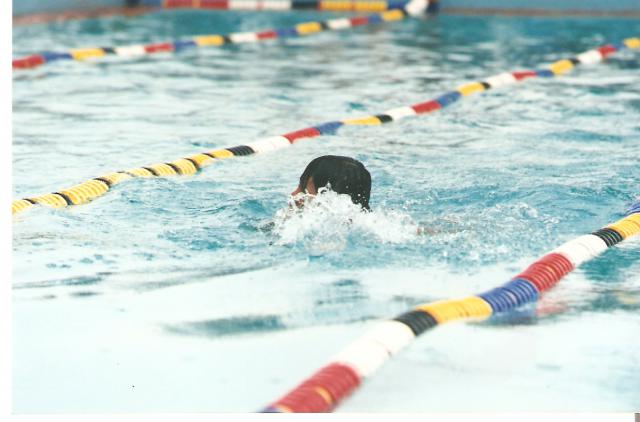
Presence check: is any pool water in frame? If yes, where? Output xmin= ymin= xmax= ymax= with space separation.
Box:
xmin=12 ymin=9 xmax=640 ymax=412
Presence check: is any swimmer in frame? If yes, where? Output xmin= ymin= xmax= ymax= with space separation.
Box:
xmin=288 ymin=155 xmax=442 ymax=235
xmin=291 ymin=155 xmax=371 ymax=211
xmin=268 ymin=155 xmax=444 ymax=236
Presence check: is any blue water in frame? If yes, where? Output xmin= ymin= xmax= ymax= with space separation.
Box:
xmin=12 ymin=10 xmax=640 ymax=412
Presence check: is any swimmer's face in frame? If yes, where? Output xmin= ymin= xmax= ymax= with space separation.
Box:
xmin=291 ymin=177 xmax=317 ymax=207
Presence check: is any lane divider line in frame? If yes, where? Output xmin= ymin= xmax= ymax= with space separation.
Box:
xmin=260 ymin=200 xmax=640 ymax=412
xmin=12 ymin=0 xmax=429 ymax=70
xmin=11 ymin=37 xmax=639 ymax=216
xmin=12 ymin=1 xmax=442 ymax=26
xmin=156 ymin=0 xmax=412 ymax=13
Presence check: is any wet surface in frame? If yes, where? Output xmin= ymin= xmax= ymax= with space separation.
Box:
xmin=12 ymin=10 xmax=640 ymax=412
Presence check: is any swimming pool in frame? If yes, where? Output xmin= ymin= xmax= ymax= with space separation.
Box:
xmin=12 ymin=8 xmax=640 ymax=412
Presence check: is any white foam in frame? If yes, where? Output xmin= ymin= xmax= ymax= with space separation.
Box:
xmin=272 ymin=189 xmax=419 ymax=254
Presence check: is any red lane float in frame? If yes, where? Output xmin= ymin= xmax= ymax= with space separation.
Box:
xmin=12 ymin=55 xmax=45 ymax=69
xmin=268 ymin=363 xmax=361 ymax=413
xmin=283 ymin=127 xmax=322 ymax=143
xmin=411 ymin=99 xmax=441 ymax=114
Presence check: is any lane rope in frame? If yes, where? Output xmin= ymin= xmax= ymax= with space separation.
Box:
xmin=12 ymin=0 xmax=429 ymax=70
xmin=11 ymin=37 xmax=640 ymax=216
xmin=12 ymin=1 xmax=441 ymax=27
xmin=260 ymin=200 xmax=640 ymax=412
xmin=156 ymin=0 xmax=413 ymax=12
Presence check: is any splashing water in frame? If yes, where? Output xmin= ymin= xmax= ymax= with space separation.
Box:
xmin=272 ymin=188 xmax=419 ymax=254
xmin=11 ymin=10 xmax=640 ymax=413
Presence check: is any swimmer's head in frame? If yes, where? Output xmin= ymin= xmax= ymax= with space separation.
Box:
xmin=291 ymin=155 xmax=371 ymax=210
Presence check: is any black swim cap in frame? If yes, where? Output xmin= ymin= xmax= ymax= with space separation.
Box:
xmin=298 ymin=155 xmax=371 ymax=210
